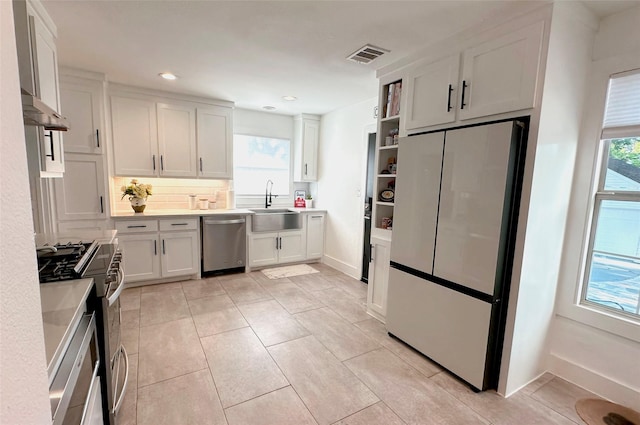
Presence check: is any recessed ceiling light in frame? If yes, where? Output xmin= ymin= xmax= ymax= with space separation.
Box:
xmin=282 ymin=96 xmax=297 ymax=101
xmin=263 ymin=106 xmax=276 ymax=110
xmin=159 ymin=72 xmax=177 ymax=80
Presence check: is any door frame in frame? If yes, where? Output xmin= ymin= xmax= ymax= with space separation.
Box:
xmin=356 ymin=123 xmax=377 ymax=281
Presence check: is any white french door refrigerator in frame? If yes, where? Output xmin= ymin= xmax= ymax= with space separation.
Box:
xmin=386 ymin=119 xmax=527 ymax=391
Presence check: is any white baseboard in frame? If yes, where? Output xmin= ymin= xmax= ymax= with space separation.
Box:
xmin=322 ymin=254 xmax=359 ymax=279
xmin=549 ymin=353 xmax=640 ymax=409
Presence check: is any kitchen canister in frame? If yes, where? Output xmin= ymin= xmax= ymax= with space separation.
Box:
xmin=226 ymin=190 xmax=235 ymax=209
xmin=199 ymin=199 xmax=209 ymax=210
xmin=188 ymin=195 xmax=197 ymax=210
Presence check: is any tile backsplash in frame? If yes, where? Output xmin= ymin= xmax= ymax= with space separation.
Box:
xmin=112 ymin=177 xmax=229 ymax=211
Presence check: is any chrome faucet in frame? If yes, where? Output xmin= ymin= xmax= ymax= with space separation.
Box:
xmin=265 ymin=179 xmax=274 ymax=208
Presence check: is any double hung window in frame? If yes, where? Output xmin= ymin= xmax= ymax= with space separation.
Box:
xmin=581 ymin=70 xmax=640 ymax=320
xmin=233 ymin=135 xmax=291 ymax=197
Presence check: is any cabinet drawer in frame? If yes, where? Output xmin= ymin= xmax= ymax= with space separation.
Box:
xmin=115 ymin=219 xmax=158 ymax=233
xmin=159 ymin=218 xmax=198 ymax=231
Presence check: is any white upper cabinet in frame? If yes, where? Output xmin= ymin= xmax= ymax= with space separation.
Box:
xmin=111 ymin=89 xmax=233 ymax=179
xmin=54 ymin=153 xmax=106 ymax=221
xmin=392 ymin=22 xmax=544 ymax=133
xmin=459 ymin=22 xmax=544 ymax=120
xmin=293 ymin=114 xmax=320 ymax=182
xmin=31 ymin=13 xmax=65 ymax=176
xmin=111 ymin=95 xmax=158 ymax=176
xmin=157 ymin=103 xmax=197 ymax=177
xmin=60 ymin=78 xmax=103 ymax=154
xmin=404 ymin=55 xmax=460 ymax=130
xmin=197 ymin=106 xmax=233 ymax=179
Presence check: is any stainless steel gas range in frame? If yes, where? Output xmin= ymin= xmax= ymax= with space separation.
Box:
xmin=38 ymin=240 xmax=128 ymax=425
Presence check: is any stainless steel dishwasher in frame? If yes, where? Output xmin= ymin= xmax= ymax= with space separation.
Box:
xmin=202 ymin=216 xmax=246 ymax=273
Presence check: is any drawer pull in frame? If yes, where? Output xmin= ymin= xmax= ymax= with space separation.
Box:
xmin=171 ymin=223 xmax=188 ymax=226
xmin=127 ymin=225 xmax=147 ymax=228
xmin=311 ymin=215 xmax=323 ymax=218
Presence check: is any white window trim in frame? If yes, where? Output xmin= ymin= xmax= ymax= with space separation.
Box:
xmin=556 ymin=56 xmax=640 ymax=343
xmin=233 ymin=133 xmax=295 ymax=208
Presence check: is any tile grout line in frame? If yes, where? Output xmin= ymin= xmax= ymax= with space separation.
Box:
xmin=184 ymin=279 xmax=233 ymax=425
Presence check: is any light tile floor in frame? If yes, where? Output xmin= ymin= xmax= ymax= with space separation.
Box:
xmin=118 ymin=265 xmax=598 ymax=425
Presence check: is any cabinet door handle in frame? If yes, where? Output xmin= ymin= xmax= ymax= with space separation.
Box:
xmin=96 ymin=129 xmax=100 ymax=148
xmin=279 ymin=237 xmax=282 ymax=250
xmin=305 ymin=163 xmax=308 ymax=175
xmin=461 ymin=80 xmax=468 ymax=109
xmin=447 ymin=84 xmax=453 ymax=112
xmin=160 ymin=155 xmax=164 ymax=171
xmin=275 ymin=237 xmax=279 ymax=250
xmin=99 ymin=196 xmax=104 ymax=214
xmin=370 ymin=244 xmax=375 ymax=261
xmin=154 ymin=240 xmax=157 ymax=255
xmin=152 ymin=155 xmax=156 ymax=171
xmin=162 ymin=239 xmax=165 ymax=255
xmin=44 ymin=131 xmax=55 ymax=161
xmin=200 ymin=157 xmax=203 ymax=172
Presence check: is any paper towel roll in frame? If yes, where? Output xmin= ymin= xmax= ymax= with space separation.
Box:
xmin=226 ymin=190 xmax=235 ymax=209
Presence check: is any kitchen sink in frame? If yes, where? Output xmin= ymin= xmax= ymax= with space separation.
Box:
xmin=250 ymin=209 xmax=302 ymax=232
xmin=249 ymin=208 xmax=293 ymax=214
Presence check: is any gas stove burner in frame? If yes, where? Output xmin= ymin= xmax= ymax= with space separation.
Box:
xmin=37 ymin=241 xmax=99 ymax=283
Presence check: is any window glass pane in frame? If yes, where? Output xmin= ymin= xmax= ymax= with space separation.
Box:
xmin=233 ymin=135 xmax=290 ymax=196
xmin=583 ymin=199 xmax=640 ymax=317
xmin=604 ymin=138 xmax=640 ymax=191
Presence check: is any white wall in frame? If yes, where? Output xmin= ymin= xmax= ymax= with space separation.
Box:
xmin=0 ymin=1 xmax=52 ymax=422
xmin=317 ymin=97 xmax=377 ymax=277
xmin=498 ymin=2 xmax=598 ymax=397
xmin=550 ymin=5 xmax=640 ymax=408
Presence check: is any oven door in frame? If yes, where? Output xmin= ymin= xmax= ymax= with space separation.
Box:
xmin=106 ymin=265 xmax=130 ymax=417
xmin=50 ymin=313 xmax=102 ymax=425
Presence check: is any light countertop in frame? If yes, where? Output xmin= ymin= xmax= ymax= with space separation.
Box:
xmin=40 ymin=278 xmax=94 ymax=381
xmin=111 ymin=207 xmax=326 ymax=218
xmin=35 ymin=230 xmax=117 ymax=246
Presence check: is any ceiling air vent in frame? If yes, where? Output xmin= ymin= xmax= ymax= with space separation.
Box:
xmin=347 ymin=44 xmax=389 ymax=64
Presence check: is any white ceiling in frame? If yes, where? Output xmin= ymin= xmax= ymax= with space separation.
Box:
xmin=43 ymin=0 xmax=638 ymax=116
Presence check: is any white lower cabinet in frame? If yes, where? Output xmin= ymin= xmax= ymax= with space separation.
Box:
xmin=249 ymin=230 xmax=305 ymax=268
xmin=367 ymin=236 xmax=391 ymax=321
xmin=118 ymin=233 xmax=161 ymax=283
xmin=160 ymin=231 xmax=199 ymax=278
xmin=278 ymin=232 xmax=306 ymax=263
xmin=115 ymin=218 xmax=199 ymax=283
xmin=306 ymin=213 xmax=325 ymax=260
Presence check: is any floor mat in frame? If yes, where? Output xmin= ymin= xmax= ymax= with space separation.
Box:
xmin=261 ymin=264 xmax=319 ymax=279
xmin=575 ymin=399 xmax=640 ymax=425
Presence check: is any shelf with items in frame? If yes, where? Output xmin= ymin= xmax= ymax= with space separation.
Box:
xmin=373 ymin=77 xmax=403 ymax=235
xmin=381 ymin=79 xmax=402 ymax=120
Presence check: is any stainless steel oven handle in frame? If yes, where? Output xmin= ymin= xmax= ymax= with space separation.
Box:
xmin=79 ymin=360 xmax=100 ymax=425
xmin=107 ymin=266 xmax=126 ymax=307
xmin=112 ymin=345 xmax=130 ymax=415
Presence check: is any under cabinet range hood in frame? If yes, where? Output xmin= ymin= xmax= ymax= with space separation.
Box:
xmin=13 ymin=0 xmax=69 ymax=131
xmin=21 ymin=89 xmax=69 ymax=131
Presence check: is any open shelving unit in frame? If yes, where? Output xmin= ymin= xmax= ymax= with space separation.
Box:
xmin=372 ymin=78 xmax=402 ymax=236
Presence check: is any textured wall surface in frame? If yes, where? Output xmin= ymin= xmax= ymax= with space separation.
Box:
xmin=0 ymin=1 xmax=52 ymax=423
